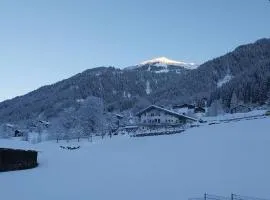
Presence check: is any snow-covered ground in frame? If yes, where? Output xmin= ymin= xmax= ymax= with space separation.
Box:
xmin=203 ymin=109 xmax=267 ymax=122
xmin=1 ymin=117 xmax=270 ymax=200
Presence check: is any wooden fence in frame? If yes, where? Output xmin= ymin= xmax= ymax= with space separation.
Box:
xmin=189 ymin=193 xmax=270 ymax=200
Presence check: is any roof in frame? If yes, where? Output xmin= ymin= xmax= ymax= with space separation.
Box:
xmin=194 ymin=107 xmax=206 ymax=112
xmin=122 ymin=125 xmax=139 ymax=129
xmin=39 ymin=120 xmax=50 ymax=125
xmin=173 ymin=104 xmax=195 ymax=109
xmin=114 ymin=113 xmax=124 ymax=118
xmin=5 ymin=123 xmax=15 ymax=128
xmin=231 ymin=105 xmax=251 ymax=110
xmin=136 ymin=105 xmax=197 ymax=121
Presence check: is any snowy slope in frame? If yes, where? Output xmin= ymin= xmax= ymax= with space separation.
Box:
xmin=140 ymin=57 xmax=198 ymax=69
xmin=1 ymin=118 xmax=270 ymax=200
xmin=217 ymin=74 xmax=233 ymax=88
xmin=126 ymin=57 xmax=198 ymax=71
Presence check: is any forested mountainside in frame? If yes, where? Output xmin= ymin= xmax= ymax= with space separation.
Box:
xmin=0 ymin=67 xmax=184 ymax=123
xmin=0 ymin=38 xmax=269 ymax=132
xmin=208 ymin=39 xmax=270 ymax=110
xmin=152 ymin=38 xmax=270 ymax=107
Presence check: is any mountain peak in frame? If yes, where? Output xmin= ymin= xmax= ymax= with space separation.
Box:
xmin=141 ymin=57 xmax=182 ymax=65
xmin=139 ymin=57 xmax=198 ymax=69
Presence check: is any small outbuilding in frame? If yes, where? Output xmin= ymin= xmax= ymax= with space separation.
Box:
xmin=194 ymin=107 xmax=206 ymax=113
xmin=230 ymin=105 xmax=251 ymax=114
xmin=172 ymin=104 xmax=196 ymax=115
xmin=14 ymin=130 xmax=24 ymax=137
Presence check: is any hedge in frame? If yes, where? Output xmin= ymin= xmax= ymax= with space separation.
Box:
xmin=0 ymin=148 xmax=38 ymax=172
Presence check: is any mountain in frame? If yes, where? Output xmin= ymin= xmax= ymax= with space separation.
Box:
xmin=125 ymin=57 xmax=198 ymax=73
xmin=151 ymin=38 xmax=270 ymax=108
xmin=0 ymin=38 xmax=270 ymax=136
xmin=140 ymin=57 xmax=197 ymax=68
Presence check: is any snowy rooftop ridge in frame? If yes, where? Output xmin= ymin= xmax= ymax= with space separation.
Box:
xmin=136 ymin=105 xmax=198 ymax=121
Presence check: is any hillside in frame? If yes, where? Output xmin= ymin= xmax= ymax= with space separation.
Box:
xmin=1 ymin=117 xmax=270 ymax=200
xmin=0 ymin=38 xmax=269 ymax=135
xmin=153 ymin=38 xmax=270 ymax=107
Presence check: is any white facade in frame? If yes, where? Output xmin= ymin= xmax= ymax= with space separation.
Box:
xmin=137 ymin=105 xmax=196 ymax=125
xmin=140 ymin=110 xmax=180 ymax=124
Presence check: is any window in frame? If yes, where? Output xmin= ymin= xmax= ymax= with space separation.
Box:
xmin=158 ymin=119 xmax=160 ymax=123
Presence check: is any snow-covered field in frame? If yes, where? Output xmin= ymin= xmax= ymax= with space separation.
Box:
xmin=203 ymin=109 xmax=267 ymax=122
xmin=1 ymin=118 xmax=270 ymax=200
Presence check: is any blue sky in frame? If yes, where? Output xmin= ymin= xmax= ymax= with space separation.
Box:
xmin=0 ymin=0 xmax=270 ymax=102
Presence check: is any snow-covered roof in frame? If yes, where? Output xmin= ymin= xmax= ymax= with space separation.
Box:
xmin=39 ymin=120 xmax=50 ymax=125
xmin=173 ymin=104 xmax=195 ymax=109
xmin=136 ymin=105 xmax=197 ymax=121
xmin=114 ymin=113 xmax=124 ymax=118
xmin=230 ymin=104 xmax=251 ymax=110
xmin=122 ymin=125 xmax=139 ymax=129
xmin=6 ymin=123 xmax=15 ymax=128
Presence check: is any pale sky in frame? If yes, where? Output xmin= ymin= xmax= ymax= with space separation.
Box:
xmin=0 ymin=0 xmax=270 ymax=102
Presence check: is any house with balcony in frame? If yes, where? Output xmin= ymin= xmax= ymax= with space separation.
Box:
xmin=136 ymin=105 xmax=197 ymax=126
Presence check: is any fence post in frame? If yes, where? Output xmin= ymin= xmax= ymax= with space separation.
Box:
xmin=231 ymin=194 xmax=234 ymax=200
xmin=204 ymin=193 xmax=207 ymax=200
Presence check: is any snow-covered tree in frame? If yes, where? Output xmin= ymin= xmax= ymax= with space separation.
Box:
xmin=207 ymin=99 xmax=224 ymax=116
xmin=230 ymin=92 xmax=239 ymax=109
xmin=77 ymin=96 xmax=104 ymax=136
